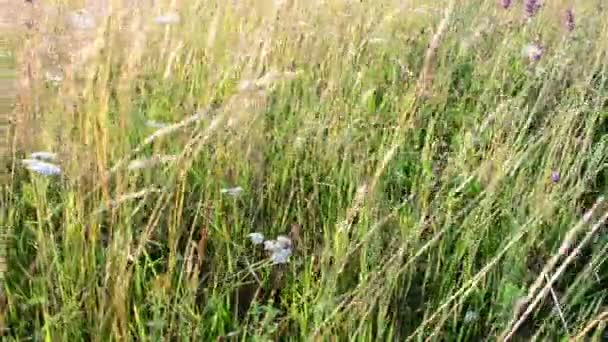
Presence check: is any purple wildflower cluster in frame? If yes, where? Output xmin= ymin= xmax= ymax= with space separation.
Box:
xmin=551 ymin=171 xmax=560 ymax=183
xmin=499 ymin=0 xmax=576 ymax=33
xmin=524 ymin=0 xmax=541 ymax=18
xmin=564 ymin=8 xmax=575 ymax=32
xmin=499 ymin=2 xmax=577 ymax=63
xmin=500 ymin=0 xmax=511 ymax=10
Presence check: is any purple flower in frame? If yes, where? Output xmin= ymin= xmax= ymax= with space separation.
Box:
xmin=564 ymin=8 xmax=575 ymax=32
xmin=551 ymin=171 xmax=560 ymax=183
xmin=500 ymin=0 xmax=512 ymax=9
xmin=525 ymin=0 xmax=541 ymax=18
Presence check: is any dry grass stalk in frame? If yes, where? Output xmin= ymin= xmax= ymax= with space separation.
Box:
xmin=501 ymin=206 xmax=608 ymax=341
xmin=573 ymin=310 xmax=608 ymax=341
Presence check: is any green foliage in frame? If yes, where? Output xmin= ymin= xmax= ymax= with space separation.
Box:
xmin=2 ymin=0 xmax=608 ymax=340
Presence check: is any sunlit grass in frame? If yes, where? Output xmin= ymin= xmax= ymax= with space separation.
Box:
xmin=2 ymin=0 xmax=608 ymax=340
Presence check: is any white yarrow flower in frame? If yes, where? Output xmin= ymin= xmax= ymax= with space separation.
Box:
xmin=145 ymin=120 xmax=169 ymax=129
xmin=276 ymin=235 xmax=292 ymax=249
xmin=522 ymin=43 xmax=543 ymax=62
xmin=247 ymin=232 xmax=265 ymax=245
xmin=44 ymin=71 xmax=64 ymax=85
xmin=270 ymin=248 xmax=292 ymax=265
xmin=154 ymin=13 xmax=180 ymax=25
xmin=263 ymin=236 xmax=293 ymax=265
xmin=464 ymin=310 xmax=479 ymax=323
xmin=69 ymin=9 xmax=96 ymax=30
xmin=220 ymin=186 xmax=244 ymax=197
xmin=264 ymin=240 xmax=280 ymax=252
xmin=22 ymin=159 xmax=62 ymax=176
xmin=29 ymin=151 xmax=58 ymax=162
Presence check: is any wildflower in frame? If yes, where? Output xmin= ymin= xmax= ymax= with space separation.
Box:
xmin=270 ymin=248 xmax=292 ymax=265
xmin=522 ymin=43 xmax=543 ymax=62
xmin=154 ymin=13 xmax=180 ymax=25
xmin=68 ymin=9 xmax=96 ymax=30
xmin=276 ymin=235 xmax=293 ymax=250
xmin=464 ymin=311 xmax=479 ymax=323
xmin=294 ymin=136 xmax=306 ymax=150
xmin=551 ymin=171 xmax=560 ymax=183
xmin=22 ymin=159 xmax=62 ymax=176
xmin=564 ymin=8 xmax=575 ymax=32
xmin=238 ymin=80 xmax=256 ymax=92
xmin=220 ymin=186 xmax=244 ymax=197
xmin=264 ymin=236 xmax=293 ymax=265
xmin=500 ymin=0 xmax=511 ymax=9
xmin=524 ymin=0 xmax=541 ymax=18
xmin=368 ymin=38 xmax=387 ymax=44
xmin=247 ymin=232 xmax=265 ymax=245
xmin=44 ymin=70 xmax=63 ymax=85
xmin=264 ymin=240 xmax=280 ymax=252
xmin=29 ymin=151 xmax=58 ymax=162
xmin=145 ymin=120 xmax=169 ymax=129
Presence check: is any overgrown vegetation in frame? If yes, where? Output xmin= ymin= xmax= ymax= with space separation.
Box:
xmin=2 ymin=0 xmax=608 ymax=340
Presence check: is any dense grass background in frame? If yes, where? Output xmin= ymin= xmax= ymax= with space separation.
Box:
xmin=2 ymin=0 xmax=608 ymax=340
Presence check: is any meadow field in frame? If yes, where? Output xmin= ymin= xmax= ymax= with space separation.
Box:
xmin=1 ymin=0 xmax=607 ymax=340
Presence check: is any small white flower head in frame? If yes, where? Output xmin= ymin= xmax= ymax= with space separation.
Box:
xmin=238 ymin=80 xmax=256 ymax=92
xmin=127 ymin=159 xmax=151 ymax=171
xmin=22 ymin=159 xmax=62 ymax=176
xmin=154 ymin=13 xmax=180 ymax=25
xmin=145 ymin=120 xmax=169 ymax=129
xmin=276 ymin=235 xmax=292 ymax=250
xmin=264 ymin=240 xmax=280 ymax=252
xmin=270 ymin=247 xmax=292 ymax=265
xmin=247 ymin=232 xmax=265 ymax=245
xmin=464 ymin=310 xmax=479 ymax=324
xmin=220 ymin=186 xmax=244 ymax=197
xmin=294 ymin=136 xmax=306 ymax=150
xmin=29 ymin=151 xmax=58 ymax=162
xmin=263 ymin=236 xmax=293 ymax=264
xmin=522 ymin=43 xmax=543 ymax=62
xmin=44 ymin=70 xmax=64 ymax=85
xmin=369 ymin=37 xmax=387 ymax=44
xmin=69 ymin=9 xmax=96 ymax=30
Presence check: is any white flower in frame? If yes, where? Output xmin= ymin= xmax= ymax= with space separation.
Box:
xmin=44 ymin=71 xmax=64 ymax=85
xmin=270 ymin=248 xmax=292 ymax=265
xmin=220 ymin=186 xmax=244 ymax=197
xmin=154 ymin=13 xmax=180 ymax=25
xmin=276 ymin=235 xmax=292 ymax=249
xmin=29 ymin=151 xmax=58 ymax=162
xmin=294 ymin=136 xmax=306 ymax=150
xmin=22 ymin=159 xmax=62 ymax=176
xmin=238 ymin=80 xmax=255 ymax=92
xmin=264 ymin=236 xmax=293 ymax=264
xmin=522 ymin=43 xmax=543 ymax=62
xmin=145 ymin=120 xmax=169 ymax=129
xmin=69 ymin=9 xmax=96 ymax=30
xmin=369 ymin=37 xmax=387 ymax=44
xmin=264 ymin=240 xmax=280 ymax=252
xmin=247 ymin=232 xmax=265 ymax=245
xmin=464 ymin=310 xmax=479 ymax=323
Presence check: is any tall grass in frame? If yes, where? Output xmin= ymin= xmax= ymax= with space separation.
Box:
xmin=2 ymin=0 xmax=608 ymax=340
